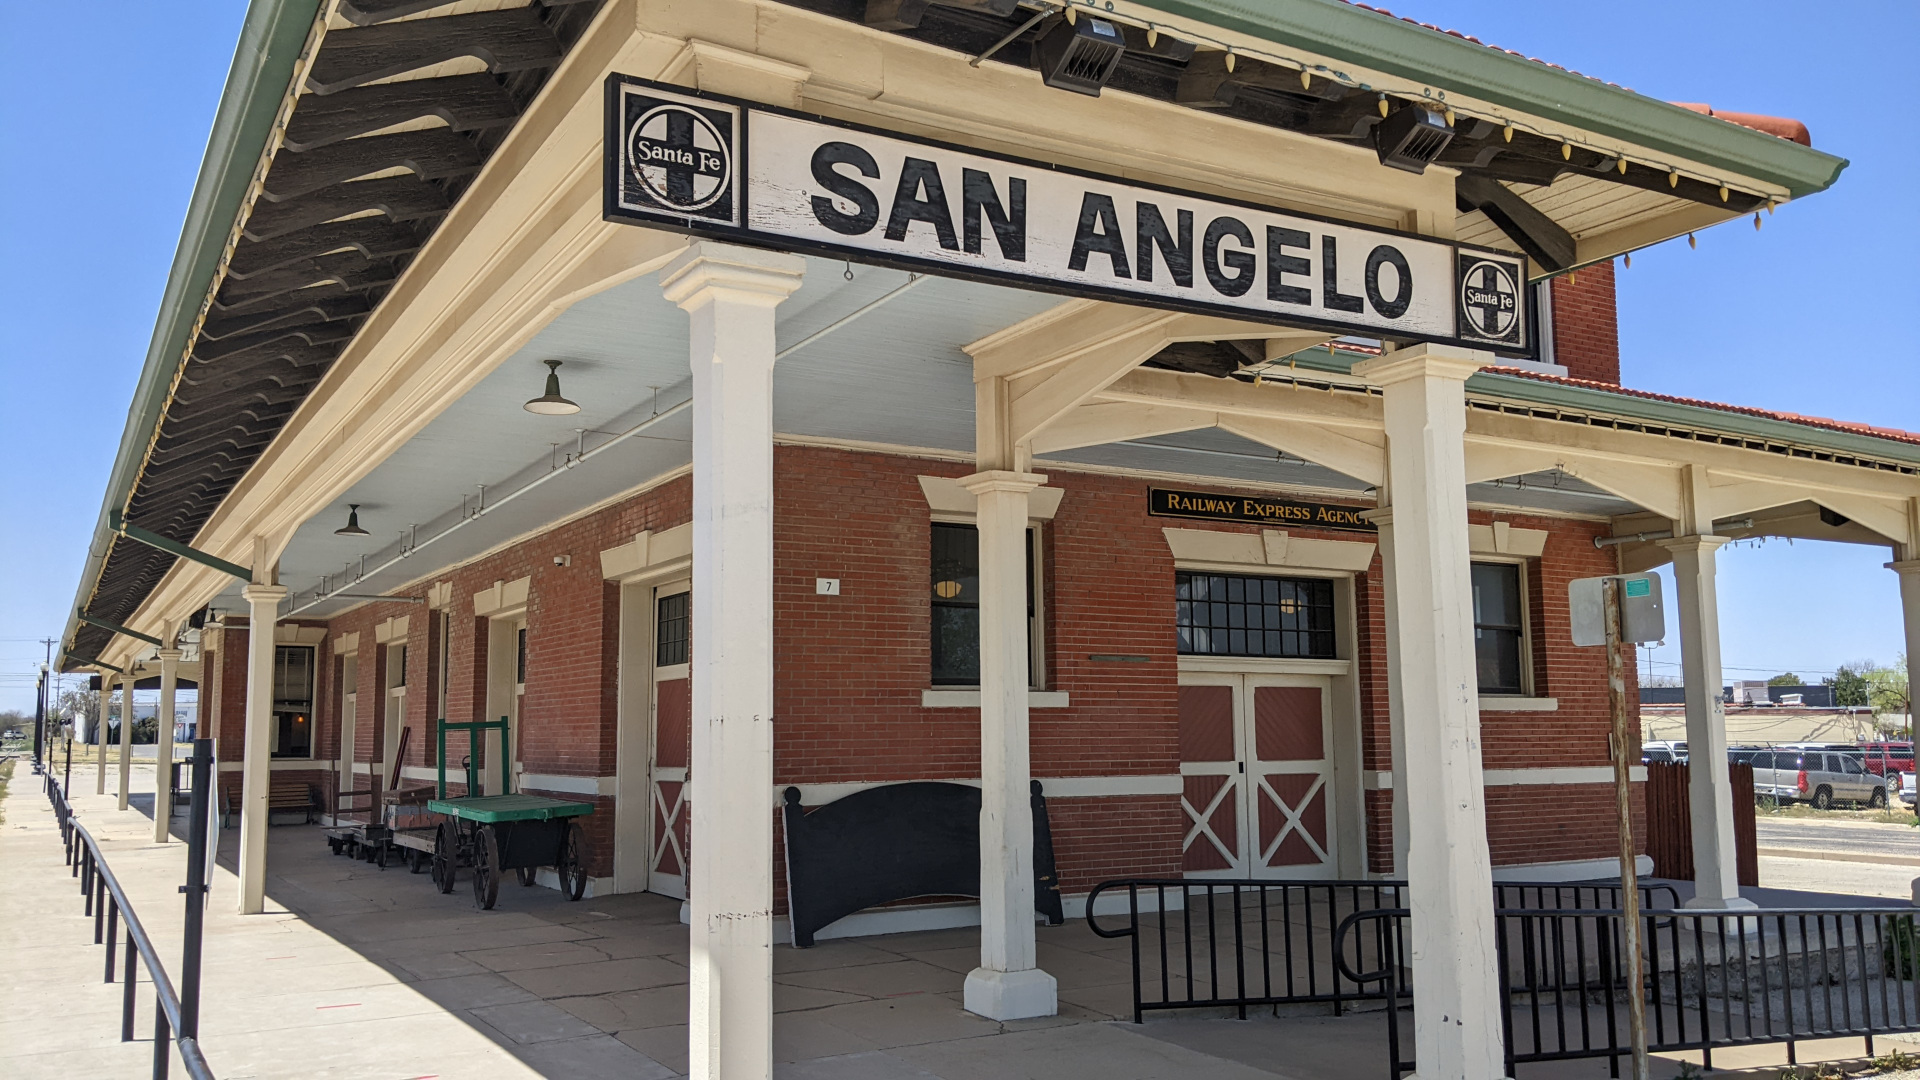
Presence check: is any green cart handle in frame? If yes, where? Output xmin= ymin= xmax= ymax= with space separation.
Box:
xmin=437 ymin=716 xmax=511 ymax=800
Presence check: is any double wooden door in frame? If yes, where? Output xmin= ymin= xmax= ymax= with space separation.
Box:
xmin=1178 ymin=672 xmax=1336 ymax=879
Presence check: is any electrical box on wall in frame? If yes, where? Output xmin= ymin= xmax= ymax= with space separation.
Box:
xmin=816 ymin=578 xmax=841 ymax=596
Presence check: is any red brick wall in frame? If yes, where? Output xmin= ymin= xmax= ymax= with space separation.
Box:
xmin=1549 ymin=260 xmax=1620 ymax=384
xmin=301 ymin=444 xmax=1640 ymax=894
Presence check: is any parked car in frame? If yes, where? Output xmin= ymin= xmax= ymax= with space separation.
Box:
xmin=1857 ymin=740 xmax=1915 ymax=780
xmin=1903 ymin=770 xmax=1916 ymax=809
xmin=1642 ymin=740 xmax=1688 ymax=765
xmin=1750 ymin=748 xmax=1888 ymax=809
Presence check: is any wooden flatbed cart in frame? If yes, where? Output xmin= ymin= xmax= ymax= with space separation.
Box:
xmin=426 ymin=716 xmax=593 ymax=910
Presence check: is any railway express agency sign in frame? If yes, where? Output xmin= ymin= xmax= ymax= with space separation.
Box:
xmin=605 ymin=75 xmax=1531 ymax=355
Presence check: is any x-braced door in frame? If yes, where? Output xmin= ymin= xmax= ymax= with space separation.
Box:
xmin=649 ymin=583 xmax=691 ymax=899
xmin=1178 ymin=672 xmax=1336 ymax=879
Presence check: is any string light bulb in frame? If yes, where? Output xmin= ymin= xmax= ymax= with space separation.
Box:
xmin=1146 ymin=26 xmax=1158 ymax=47
xmin=1300 ymin=70 xmax=1312 ymax=90
xmin=1618 ymin=157 xmax=1628 ymax=175
xmin=1687 ymin=232 xmax=1697 ymax=249
xmin=1753 ymin=212 xmax=1762 ymax=231
xmin=1064 ymin=5 xmax=1075 ymax=24
xmin=1718 ymin=184 xmax=1729 ymax=203
xmin=1444 ymin=107 xmax=1455 ymax=126
xmin=1560 ymin=140 xmax=1572 ymax=161
xmin=1224 ymin=49 xmax=1235 ymax=73
xmin=1766 ymin=199 xmax=1777 ymax=215
xmin=1623 ymin=252 xmax=1632 ymax=269
xmin=1503 ymin=122 xmax=1513 ymax=143
xmin=1668 ymin=169 xmax=1680 ymax=188
xmin=1377 ymin=94 xmax=1389 ymax=118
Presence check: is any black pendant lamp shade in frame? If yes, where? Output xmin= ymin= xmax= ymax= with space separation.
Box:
xmin=525 ymin=359 xmax=581 ymax=415
xmin=334 ymin=504 xmax=371 ymax=537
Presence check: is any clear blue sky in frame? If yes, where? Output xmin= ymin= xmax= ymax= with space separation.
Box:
xmin=0 ymin=1 xmax=1913 ymax=712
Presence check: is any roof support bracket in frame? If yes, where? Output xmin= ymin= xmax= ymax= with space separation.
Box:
xmin=75 ymin=655 xmax=125 ymax=675
xmin=75 ymin=611 xmax=165 ymax=648
xmin=108 ymin=510 xmax=255 ymax=583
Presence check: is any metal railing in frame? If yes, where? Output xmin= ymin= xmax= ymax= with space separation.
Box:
xmin=45 ymin=744 xmax=217 ymax=1080
xmin=1083 ymin=878 xmax=1683 ymax=1028
xmin=1323 ymin=902 xmax=1920 ymax=1078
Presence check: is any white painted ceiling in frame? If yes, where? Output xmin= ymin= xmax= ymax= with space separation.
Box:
xmin=233 ymin=253 xmax=1633 ymax=620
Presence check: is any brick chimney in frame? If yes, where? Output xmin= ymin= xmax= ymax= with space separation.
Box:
xmin=1547 ymin=260 xmax=1620 ymax=384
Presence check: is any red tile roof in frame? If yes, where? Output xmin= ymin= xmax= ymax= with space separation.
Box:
xmin=1483 ymin=368 xmax=1920 ymax=449
xmin=1339 ymin=3 xmax=1813 ymax=147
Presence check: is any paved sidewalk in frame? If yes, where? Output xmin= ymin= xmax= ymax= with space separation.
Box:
xmin=5 ymin=764 xmax=1913 ymax=1079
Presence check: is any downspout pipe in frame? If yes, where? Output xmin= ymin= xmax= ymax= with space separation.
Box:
xmin=58 ymin=0 xmax=320 ymax=671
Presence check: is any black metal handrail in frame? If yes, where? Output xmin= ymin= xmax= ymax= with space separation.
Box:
xmin=45 ymin=767 xmax=216 ymax=1079
xmin=1086 ymin=878 xmax=1412 ymax=1022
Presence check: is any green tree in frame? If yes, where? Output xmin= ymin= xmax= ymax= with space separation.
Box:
xmin=1830 ymin=664 xmax=1874 ymax=708
xmin=1768 ymin=672 xmax=1803 ymax=687
xmin=1869 ymin=656 xmax=1912 ymax=724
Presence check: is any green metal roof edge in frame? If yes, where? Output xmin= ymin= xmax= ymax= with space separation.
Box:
xmin=1279 ymin=346 xmax=1920 ymax=469
xmin=62 ymin=0 xmax=320 ymax=670
xmin=1465 ymin=371 xmax=1920 ymax=469
xmin=1129 ymin=0 xmax=1847 ymax=199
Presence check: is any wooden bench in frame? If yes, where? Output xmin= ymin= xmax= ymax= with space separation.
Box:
xmin=219 ymin=779 xmax=320 ymax=827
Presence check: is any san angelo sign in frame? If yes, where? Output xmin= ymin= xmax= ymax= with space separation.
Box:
xmin=603 ymin=75 xmax=1532 ymax=356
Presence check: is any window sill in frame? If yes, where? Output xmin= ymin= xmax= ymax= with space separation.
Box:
xmin=922 ymin=690 xmax=1071 ymax=709
xmin=1478 ymin=696 xmax=1558 ymax=712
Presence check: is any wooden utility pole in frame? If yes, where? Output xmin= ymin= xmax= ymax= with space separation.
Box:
xmin=1605 ymin=577 xmax=1650 ymax=1080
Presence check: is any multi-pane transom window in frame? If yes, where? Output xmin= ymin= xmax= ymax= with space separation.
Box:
xmin=1471 ymin=562 xmax=1525 ymax=695
xmin=1175 ymin=572 xmax=1335 ymax=659
xmin=656 ymin=591 xmax=690 ymax=667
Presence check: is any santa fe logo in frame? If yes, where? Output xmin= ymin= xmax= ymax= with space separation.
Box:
xmin=628 ymin=105 xmax=731 ymax=212
xmin=1458 ymin=257 xmax=1520 ymax=343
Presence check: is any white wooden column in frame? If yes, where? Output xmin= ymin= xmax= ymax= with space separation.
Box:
xmin=238 ymin=583 xmax=287 ymax=914
xmin=155 ymin=646 xmax=182 ymax=842
xmin=958 ymin=470 xmax=1058 ymax=1021
xmin=1896 ymin=559 xmax=1920 ymax=729
xmin=1657 ymin=535 xmax=1751 ymax=909
xmin=660 ymin=241 xmax=804 ymax=1080
xmin=1373 ymin=511 xmax=1410 ymax=877
xmin=117 ymin=670 xmax=135 ymax=809
xmin=1351 ymin=344 xmax=1506 ymax=1080
xmin=96 ymin=673 xmax=112 ymax=794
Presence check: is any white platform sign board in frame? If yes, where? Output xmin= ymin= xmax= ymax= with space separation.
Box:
xmin=605 ymin=74 xmax=1533 ymax=356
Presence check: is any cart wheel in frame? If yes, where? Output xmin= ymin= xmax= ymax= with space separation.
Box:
xmin=472 ymin=825 xmax=501 ymax=910
xmin=558 ymin=821 xmax=589 ymax=902
xmin=432 ymin=823 xmax=457 ymax=895
xmin=410 ymin=849 xmax=427 ymax=874
xmin=327 ymin=837 xmax=342 ymax=856
xmin=518 ymin=866 xmax=538 ymax=887
xmin=376 ymin=841 xmax=390 ymax=870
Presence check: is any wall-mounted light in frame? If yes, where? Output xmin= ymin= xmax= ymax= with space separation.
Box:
xmin=524 ymin=359 xmax=580 ymax=415
xmin=334 ymin=505 xmax=371 ymax=537
xmin=1036 ymin=15 xmax=1126 ymax=96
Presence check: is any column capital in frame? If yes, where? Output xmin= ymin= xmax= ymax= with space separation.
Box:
xmin=1888 ymin=559 xmax=1920 ymax=576
xmin=1655 ymin=534 xmax=1730 ymax=555
xmin=1350 ymin=343 xmax=1493 ymax=386
xmin=240 ymin=583 xmax=289 ymax=607
xmin=957 ymin=470 xmax=1048 ymax=496
xmin=660 ymin=241 xmax=806 ymax=310
xmin=156 ymin=649 xmax=184 ymax=662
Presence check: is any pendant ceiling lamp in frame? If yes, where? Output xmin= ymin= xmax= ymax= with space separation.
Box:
xmin=524 ymin=359 xmax=581 ymax=415
xmin=334 ymin=504 xmax=371 ymax=537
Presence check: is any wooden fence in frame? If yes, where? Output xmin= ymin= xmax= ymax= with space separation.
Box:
xmin=1644 ymin=761 xmax=1758 ymax=887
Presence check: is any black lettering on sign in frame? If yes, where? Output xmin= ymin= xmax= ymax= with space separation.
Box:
xmin=1135 ymin=202 xmax=1194 ymax=287
xmin=962 ymin=169 xmax=1026 ymax=261
xmin=1322 ymin=235 xmax=1364 ymax=313
xmin=1365 ymin=244 xmax=1412 ymax=319
xmin=1202 ymin=216 xmax=1255 ymax=298
xmin=885 ymin=157 xmax=958 ymax=250
xmin=1069 ymin=192 xmax=1131 ymax=278
xmin=1148 ymin=487 xmax=1376 ymax=532
xmin=810 ymin=142 xmax=880 ymax=236
xmin=1266 ymin=226 xmax=1311 ymax=305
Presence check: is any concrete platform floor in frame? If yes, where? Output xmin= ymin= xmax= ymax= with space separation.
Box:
xmin=4 ymin=763 xmax=1915 ymax=1079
